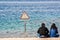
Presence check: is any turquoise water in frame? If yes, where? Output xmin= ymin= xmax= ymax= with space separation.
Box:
xmin=0 ymin=2 xmax=60 ymax=36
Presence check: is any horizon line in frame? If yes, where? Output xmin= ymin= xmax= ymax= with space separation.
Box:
xmin=0 ymin=1 xmax=60 ymax=3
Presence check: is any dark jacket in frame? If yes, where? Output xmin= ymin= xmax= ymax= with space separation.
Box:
xmin=37 ymin=27 xmax=49 ymax=35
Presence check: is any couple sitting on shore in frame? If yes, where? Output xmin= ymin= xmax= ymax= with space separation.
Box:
xmin=37 ymin=23 xmax=59 ymax=38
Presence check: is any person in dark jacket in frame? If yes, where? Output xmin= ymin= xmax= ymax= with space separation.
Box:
xmin=37 ymin=23 xmax=49 ymax=38
xmin=50 ymin=23 xmax=59 ymax=37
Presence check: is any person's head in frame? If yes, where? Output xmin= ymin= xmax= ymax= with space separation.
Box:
xmin=51 ymin=23 xmax=57 ymax=29
xmin=41 ymin=23 xmax=45 ymax=27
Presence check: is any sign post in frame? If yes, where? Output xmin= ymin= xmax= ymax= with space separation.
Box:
xmin=20 ymin=11 xmax=30 ymax=36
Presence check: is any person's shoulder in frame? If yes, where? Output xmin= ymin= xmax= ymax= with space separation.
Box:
xmin=45 ymin=27 xmax=48 ymax=30
xmin=45 ymin=27 xmax=47 ymax=28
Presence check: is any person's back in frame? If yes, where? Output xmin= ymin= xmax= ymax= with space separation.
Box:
xmin=37 ymin=23 xmax=49 ymax=38
xmin=50 ymin=28 xmax=56 ymax=37
xmin=50 ymin=23 xmax=59 ymax=37
xmin=38 ymin=27 xmax=49 ymax=35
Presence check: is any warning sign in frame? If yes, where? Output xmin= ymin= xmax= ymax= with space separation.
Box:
xmin=20 ymin=11 xmax=30 ymax=20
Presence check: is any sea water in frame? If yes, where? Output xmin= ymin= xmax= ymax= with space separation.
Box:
xmin=0 ymin=1 xmax=60 ymax=37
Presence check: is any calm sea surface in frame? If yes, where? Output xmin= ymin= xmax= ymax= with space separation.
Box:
xmin=0 ymin=1 xmax=60 ymax=37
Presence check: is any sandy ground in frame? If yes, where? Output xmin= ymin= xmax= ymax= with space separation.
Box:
xmin=0 ymin=30 xmax=38 ymax=38
xmin=0 ymin=31 xmax=60 ymax=40
xmin=0 ymin=38 xmax=60 ymax=40
xmin=0 ymin=30 xmax=59 ymax=38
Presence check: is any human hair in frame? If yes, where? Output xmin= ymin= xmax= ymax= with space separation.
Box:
xmin=51 ymin=23 xmax=57 ymax=29
xmin=41 ymin=23 xmax=45 ymax=27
